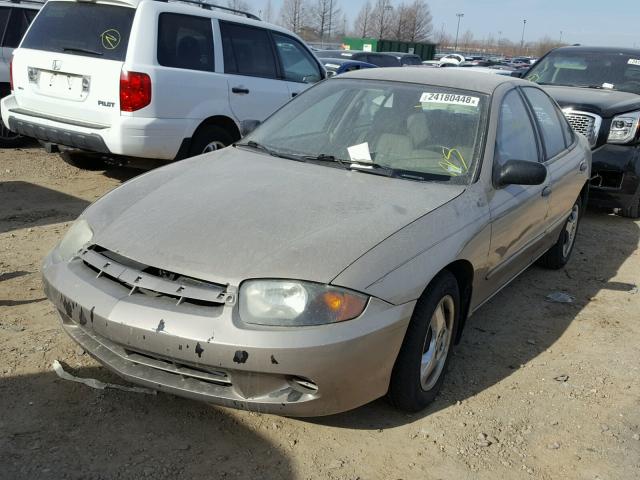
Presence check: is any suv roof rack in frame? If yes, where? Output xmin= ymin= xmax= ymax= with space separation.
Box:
xmin=155 ymin=0 xmax=261 ymax=20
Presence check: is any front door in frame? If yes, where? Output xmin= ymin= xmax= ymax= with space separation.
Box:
xmin=487 ymin=89 xmax=551 ymax=289
xmin=219 ymin=21 xmax=290 ymax=122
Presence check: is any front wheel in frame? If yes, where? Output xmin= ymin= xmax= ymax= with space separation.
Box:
xmin=388 ymin=271 xmax=460 ymax=412
xmin=538 ymin=197 xmax=582 ymax=269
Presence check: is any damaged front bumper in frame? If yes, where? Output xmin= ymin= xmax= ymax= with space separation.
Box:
xmin=42 ymin=251 xmax=414 ymax=417
xmin=589 ymin=143 xmax=640 ymax=210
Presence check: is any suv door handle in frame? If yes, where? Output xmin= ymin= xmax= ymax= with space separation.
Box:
xmin=232 ymin=87 xmax=250 ymax=94
xmin=541 ymin=186 xmax=552 ymax=197
xmin=579 ymin=161 xmax=587 ymax=172
xmin=291 ymin=92 xmax=299 ymax=97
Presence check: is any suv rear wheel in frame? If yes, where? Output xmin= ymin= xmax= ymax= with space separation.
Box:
xmin=620 ymin=194 xmax=640 ymax=219
xmin=189 ymin=125 xmax=233 ymax=157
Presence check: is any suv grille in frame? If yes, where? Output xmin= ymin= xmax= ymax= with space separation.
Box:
xmin=562 ymin=109 xmax=602 ymax=148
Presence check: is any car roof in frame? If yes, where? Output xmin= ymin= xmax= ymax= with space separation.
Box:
xmin=553 ymin=45 xmax=640 ymax=55
xmin=321 ymin=50 xmax=395 ymax=57
xmin=318 ymin=57 xmax=372 ymax=66
xmin=339 ymin=67 xmax=530 ymax=94
xmin=385 ymin=52 xmax=420 ymax=57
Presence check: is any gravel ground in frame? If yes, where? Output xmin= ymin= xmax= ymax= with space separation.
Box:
xmin=1 ymin=146 xmax=639 ymax=480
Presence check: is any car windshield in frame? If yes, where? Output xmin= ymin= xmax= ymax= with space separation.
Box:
xmin=242 ymin=79 xmax=488 ymax=184
xmin=525 ymin=50 xmax=640 ymax=95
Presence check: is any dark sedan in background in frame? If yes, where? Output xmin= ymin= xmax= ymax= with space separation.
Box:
xmin=319 ymin=57 xmax=377 ymax=76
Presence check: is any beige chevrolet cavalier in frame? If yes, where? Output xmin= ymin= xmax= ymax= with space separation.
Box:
xmin=43 ymin=69 xmax=591 ymax=416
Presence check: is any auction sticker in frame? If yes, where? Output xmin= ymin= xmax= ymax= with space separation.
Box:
xmin=420 ymin=92 xmax=479 ymax=107
xmin=628 ymin=59 xmax=640 ymax=66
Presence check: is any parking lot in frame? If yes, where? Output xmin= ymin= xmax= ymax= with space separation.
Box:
xmin=0 ymin=146 xmax=638 ymax=479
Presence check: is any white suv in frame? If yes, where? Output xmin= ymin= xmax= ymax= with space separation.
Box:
xmin=1 ymin=0 xmax=325 ymax=163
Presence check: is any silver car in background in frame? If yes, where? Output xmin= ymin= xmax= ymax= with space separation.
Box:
xmin=43 ymin=69 xmax=591 ymax=416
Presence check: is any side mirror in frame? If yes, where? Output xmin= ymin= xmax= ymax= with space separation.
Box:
xmin=240 ymin=119 xmax=261 ymax=137
xmin=496 ymin=159 xmax=547 ymax=186
xmin=510 ymin=70 xmax=526 ymax=78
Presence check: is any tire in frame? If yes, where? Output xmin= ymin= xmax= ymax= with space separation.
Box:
xmin=188 ymin=125 xmax=233 ymax=157
xmin=620 ymin=194 xmax=640 ymax=219
xmin=59 ymin=150 xmax=108 ymax=171
xmin=538 ymin=196 xmax=582 ymax=269
xmin=0 ymin=87 xmax=23 ymax=148
xmin=388 ymin=271 xmax=460 ymax=412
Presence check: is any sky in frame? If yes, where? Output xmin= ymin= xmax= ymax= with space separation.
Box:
xmin=253 ymin=0 xmax=640 ymax=48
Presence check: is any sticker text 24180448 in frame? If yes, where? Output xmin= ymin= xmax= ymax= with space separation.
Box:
xmin=420 ymin=92 xmax=480 ymax=107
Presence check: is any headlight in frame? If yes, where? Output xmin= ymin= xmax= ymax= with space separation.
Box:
xmin=608 ymin=110 xmax=640 ymax=144
xmin=57 ymin=218 xmax=93 ymax=261
xmin=239 ymin=280 xmax=368 ymax=326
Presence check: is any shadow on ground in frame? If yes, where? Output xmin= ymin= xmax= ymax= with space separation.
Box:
xmin=0 ymin=368 xmax=293 ymax=480
xmin=311 ymin=210 xmax=639 ymax=429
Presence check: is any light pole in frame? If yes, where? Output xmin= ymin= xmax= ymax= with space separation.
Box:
xmin=454 ymin=13 xmax=464 ymax=52
xmin=498 ymin=30 xmax=502 ymax=54
xmin=327 ymin=0 xmax=333 ymax=42
xmin=520 ymin=19 xmax=527 ymax=52
xmin=559 ymin=30 xmax=563 ymax=43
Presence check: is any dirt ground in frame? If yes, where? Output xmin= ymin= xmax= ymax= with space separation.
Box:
xmin=1 ymin=145 xmax=639 ymax=480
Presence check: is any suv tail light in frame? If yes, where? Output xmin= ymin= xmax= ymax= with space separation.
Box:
xmin=9 ymin=59 xmax=13 ymax=91
xmin=120 ymin=70 xmax=151 ymax=112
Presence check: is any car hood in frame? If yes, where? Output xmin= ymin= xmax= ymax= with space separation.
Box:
xmin=86 ymin=148 xmax=465 ymax=287
xmin=541 ymin=85 xmax=640 ymax=118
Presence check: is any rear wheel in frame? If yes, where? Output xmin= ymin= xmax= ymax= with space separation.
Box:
xmin=0 ymin=87 xmax=23 ymax=148
xmin=188 ymin=125 xmax=233 ymax=157
xmin=538 ymin=196 xmax=581 ymax=269
xmin=388 ymin=271 xmax=460 ymax=412
xmin=620 ymin=194 xmax=640 ymax=219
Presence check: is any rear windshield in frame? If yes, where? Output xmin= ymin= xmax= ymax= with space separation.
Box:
xmin=21 ymin=1 xmax=134 ymax=61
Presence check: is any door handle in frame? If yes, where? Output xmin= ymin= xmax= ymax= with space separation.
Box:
xmin=232 ymin=87 xmax=250 ymax=94
xmin=579 ymin=161 xmax=587 ymax=172
xmin=541 ymin=186 xmax=552 ymax=197
xmin=291 ymin=92 xmax=299 ymax=97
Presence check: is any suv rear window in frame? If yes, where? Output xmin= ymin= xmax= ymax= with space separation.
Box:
xmin=21 ymin=1 xmax=134 ymax=61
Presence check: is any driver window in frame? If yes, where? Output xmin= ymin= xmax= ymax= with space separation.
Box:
xmin=495 ymin=90 xmax=539 ymax=166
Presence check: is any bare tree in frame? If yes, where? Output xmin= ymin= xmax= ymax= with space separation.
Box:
xmin=391 ymin=3 xmax=410 ymax=41
xmin=403 ymin=0 xmax=432 ymax=41
xmin=279 ymin=0 xmax=307 ymax=34
xmin=262 ymin=0 xmax=274 ymax=23
xmin=353 ymin=1 xmax=373 ymax=38
xmin=226 ymin=0 xmax=251 ymax=13
xmin=460 ymin=29 xmax=474 ymax=51
xmin=310 ymin=0 xmax=342 ymax=42
xmin=369 ymin=0 xmax=394 ymax=39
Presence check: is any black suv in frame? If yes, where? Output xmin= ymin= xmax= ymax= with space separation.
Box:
xmin=517 ymin=46 xmax=640 ymax=218
xmin=319 ymin=50 xmax=401 ymax=68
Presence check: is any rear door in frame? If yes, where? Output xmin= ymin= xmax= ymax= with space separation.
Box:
xmin=219 ymin=21 xmax=290 ymax=122
xmin=487 ymin=89 xmax=551 ymax=288
xmin=12 ymin=1 xmax=135 ymax=127
xmin=271 ymin=32 xmax=322 ymax=98
xmin=0 ymin=6 xmax=11 ymax=87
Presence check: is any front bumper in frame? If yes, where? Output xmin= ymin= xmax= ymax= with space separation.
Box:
xmin=42 ymin=253 xmax=414 ymax=417
xmin=589 ymin=143 xmax=640 ymax=209
xmin=1 ymin=95 xmax=193 ymax=160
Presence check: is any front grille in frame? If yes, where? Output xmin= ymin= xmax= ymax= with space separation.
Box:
xmin=563 ymin=109 xmax=602 ymax=148
xmin=79 ymin=245 xmax=232 ymax=307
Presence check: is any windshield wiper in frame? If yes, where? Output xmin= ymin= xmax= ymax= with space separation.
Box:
xmin=301 ymin=153 xmax=349 ymax=169
xmin=235 ymin=141 xmax=306 ymax=162
xmin=62 ymin=47 xmax=103 ymax=56
xmin=348 ymin=161 xmax=398 ymax=178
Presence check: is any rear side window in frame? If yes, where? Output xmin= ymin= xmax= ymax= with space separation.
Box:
xmin=157 ymin=13 xmax=214 ymax=72
xmin=272 ymin=33 xmax=321 ymax=83
xmin=220 ymin=22 xmax=276 ymax=79
xmin=3 ymin=8 xmax=38 ymax=48
xmin=368 ymin=54 xmax=400 ymax=67
xmin=21 ymin=2 xmax=134 ymax=61
xmin=521 ymin=87 xmax=568 ymax=159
